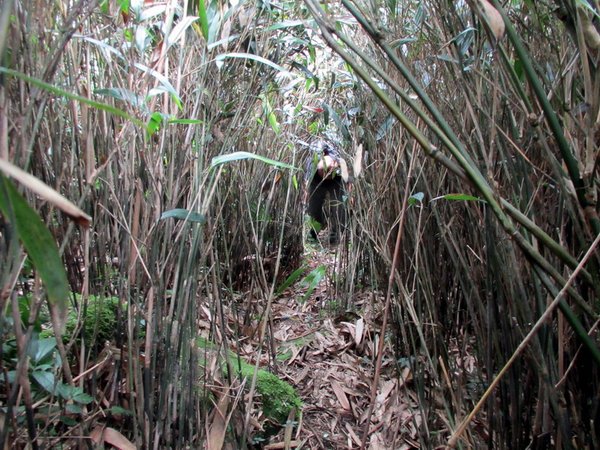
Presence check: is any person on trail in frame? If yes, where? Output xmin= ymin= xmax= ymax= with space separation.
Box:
xmin=304 ymin=139 xmax=349 ymax=245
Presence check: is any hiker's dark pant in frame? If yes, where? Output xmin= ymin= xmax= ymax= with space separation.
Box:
xmin=306 ymin=175 xmax=346 ymax=244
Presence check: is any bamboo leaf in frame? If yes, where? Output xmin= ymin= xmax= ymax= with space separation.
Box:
xmin=95 ymin=87 xmax=146 ymax=111
xmin=215 ymin=52 xmax=292 ymax=75
xmin=168 ymin=118 xmax=204 ymax=125
xmin=160 ymin=208 xmax=206 ymax=223
xmin=0 ymin=175 xmax=69 ymax=330
xmin=146 ymin=111 xmax=164 ymax=138
xmin=266 ymin=19 xmax=309 ymax=31
xmin=211 ymin=151 xmax=298 ymax=170
xmin=0 ymin=67 xmax=142 ymax=127
xmin=301 ymin=265 xmax=326 ymax=302
xmin=276 ymin=265 xmax=308 ymax=295
xmin=0 ymin=159 xmax=91 ymax=226
xmin=167 ymin=16 xmax=199 ymax=48
xmin=133 ymin=63 xmax=182 ymax=110
xmin=74 ymin=34 xmax=125 ymax=60
xmin=430 ymin=193 xmax=484 ymax=202
xmin=197 ymin=0 xmax=209 ymax=41
xmin=139 ymin=4 xmax=168 ymax=21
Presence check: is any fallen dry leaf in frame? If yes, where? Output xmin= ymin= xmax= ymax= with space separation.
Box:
xmin=103 ymin=427 xmax=136 ymax=450
xmin=355 ymin=318 xmax=364 ymax=346
xmin=331 ymin=380 xmax=351 ymax=411
xmin=208 ymin=392 xmax=230 ymax=450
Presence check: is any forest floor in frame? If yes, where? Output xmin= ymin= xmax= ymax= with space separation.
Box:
xmin=260 ymin=242 xmax=424 ymax=449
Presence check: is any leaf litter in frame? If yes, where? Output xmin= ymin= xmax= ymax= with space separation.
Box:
xmin=261 ymin=246 xmax=424 ymax=449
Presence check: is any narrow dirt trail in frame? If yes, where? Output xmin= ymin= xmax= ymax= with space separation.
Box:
xmin=266 ymin=246 xmax=423 ymax=449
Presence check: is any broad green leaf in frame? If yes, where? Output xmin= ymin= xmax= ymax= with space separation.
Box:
xmin=453 ymin=27 xmax=475 ymax=56
xmin=206 ymin=2 xmax=222 ymax=44
xmin=513 ymin=58 xmax=524 ymax=82
xmin=211 ymin=151 xmax=298 ymax=171
xmin=118 ymin=0 xmax=130 ymax=12
xmin=56 ymin=382 xmax=78 ymax=400
xmin=207 ymin=34 xmax=239 ymax=50
xmin=32 ymin=370 xmax=56 ymax=394
xmin=0 ymin=176 xmax=69 ymax=329
xmin=30 ymin=337 xmax=57 ymax=364
xmin=389 ymin=37 xmax=417 ymax=48
xmin=73 ymin=390 xmax=94 ymax=405
xmin=324 ymin=103 xmax=349 ymax=140
xmin=66 ymin=404 xmax=84 ymax=414
xmin=100 ymin=0 xmax=109 ymax=14
xmin=436 ymin=54 xmax=459 ymax=64
xmin=60 ymin=416 xmax=78 ymax=426
xmin=108 ymin=406 xmax=133 ymax=416
xmin=135 ymin=25 xmax=151 ymax=52
xmin=160 ymin=208 xmax=206 ymax=223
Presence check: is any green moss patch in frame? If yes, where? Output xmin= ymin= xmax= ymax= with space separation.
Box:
xmin=41 ymin=294 xmax=122 ymax=348
xmin=196 ymin=338 xmax=302 ymax=425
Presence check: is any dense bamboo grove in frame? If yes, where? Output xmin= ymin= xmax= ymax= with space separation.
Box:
xmin=0 ymin=0 xmax=599 ymax=448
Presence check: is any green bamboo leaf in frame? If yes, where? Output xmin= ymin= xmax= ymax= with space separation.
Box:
xmin=0 ymin=175 xmax=69 ymax=330
xmin=197 ymin=0 xmax=209 ymax=41
xmin=300 ymin=265 xmax=326 ymax=302
xmin=133 ymin=63 xmax=182 ymax=110
xmin=211 ymin=151 xmax=298 ymax=170
xmin=146 ymin=111 xmax=164 ymax=138
xmin=267 ymin=111 xmax=281 ymax=134
xmin=168 ymin=118 xmax=204 ymax=125
xmin=74 ymin=34 xmax=124 ymax=60
xmin=215 ymin=52 xmax=292 ymax=75
xmin=0 ymin=67 xmax=143 ymax=127
xmin=160 ymin=208 xmax=206 ymax=223
xmin=95 ymin=87 xmax=146 ymax=111
xmin=276 ymin=265 xmax=308 ymax=296
xmin=576 ymin=0 xmax=600 ymax=19
xmin=266 ymin=19 xmax=308 ymax=31
xmin=430 ymin=193 xmax=484 ymax=202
